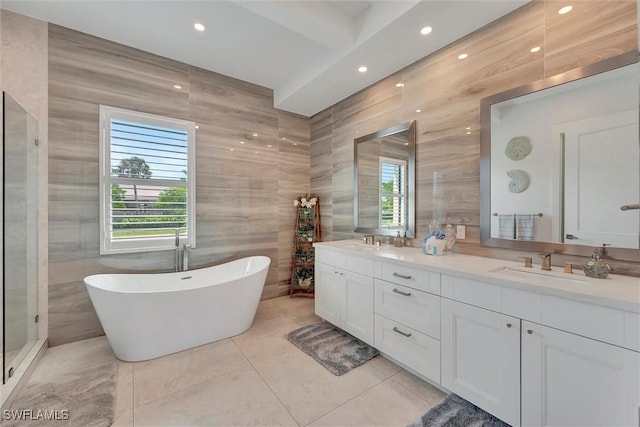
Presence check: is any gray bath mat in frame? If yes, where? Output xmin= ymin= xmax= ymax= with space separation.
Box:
xmin=5 ymin=361 xmax=117 ymax=427
xmin=285 ymin=322 xmax=378 ymax=376
xmin=407 ymin=393 xmax=510 ymax=427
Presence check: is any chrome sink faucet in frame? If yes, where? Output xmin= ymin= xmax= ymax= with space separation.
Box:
xmin=538 ymin=253 xmax=552 ymax=271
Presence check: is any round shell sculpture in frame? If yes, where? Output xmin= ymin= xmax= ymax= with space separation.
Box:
xmin=505 ymin=136 xmax=532 ymax=160
xmin=507 ymin=170 xmax=529 ymax=193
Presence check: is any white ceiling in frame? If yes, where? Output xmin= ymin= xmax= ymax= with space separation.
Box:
xmin=2 ymin=0 xmax=528 ymax=116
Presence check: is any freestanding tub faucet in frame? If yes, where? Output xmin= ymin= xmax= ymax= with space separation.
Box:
xmin=183 ymin=244 xmax=192 ymax=271
xmin=174 ymin=229 xmax=182 ymax=272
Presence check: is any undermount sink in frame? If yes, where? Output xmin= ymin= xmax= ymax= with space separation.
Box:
xmin=490 ymin=266 xmax=587 ymax=285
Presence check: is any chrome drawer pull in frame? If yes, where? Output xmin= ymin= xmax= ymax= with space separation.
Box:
xmin=392 ymin=326 xmax=412 ymax=338
xmin=392 ymin=272 xmax=412 ymax=280
xmin=392 ymin=288 xmax=412 ymax=297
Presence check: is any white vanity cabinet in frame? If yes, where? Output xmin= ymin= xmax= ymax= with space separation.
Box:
xmin=373 ymin=260 xmax=441 ymax=384
xmin=521 ymin=321 xmax=640 ymax=427
xmin=314 ymin=242 xmax=640 ymax=427
xmin=441 ymin=298 xmax=521 ymax=427
xmin=314 ymin=248 xmax=375 ymax=345
xmin=441 ymin=273 xmax=640 ymax=427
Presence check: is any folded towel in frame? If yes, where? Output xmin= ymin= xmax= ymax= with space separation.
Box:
xmin=516 ymin=214 xmax=535 ymax=241
xmin=497 ymin=214 xmax=515 ymax=239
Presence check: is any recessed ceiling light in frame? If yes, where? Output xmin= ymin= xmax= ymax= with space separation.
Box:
xmin=195 ymin=125 xmax=199 ymax=129
xmin=466 ymin=127 xmax=471 ymax=130
xmin=293 ymin=143 xmax=298 ymax=146
xmin=415 ymin=109 xmax=421 ymax=113
xmin=358 ymin=66 xmax=368 ymax=73
xmin=254 ymin=151 xmax=258 ymax=154
xmin=252 ymin=133 xmax=258 ymax=137
xmin=229 ymin=148 xmax=234 ymax=151
xmin=530 ymin=46 xmax=541 ymax=53
xmin=267 ymin=144 xmax=272 ymax=148
xmin=558 ymin=5 xmax=573 ymax=14
xmin=466 ymin=131 xmax=471 ymax=135
xmin=458 ymin=53 xmax=468 ymax=60
xmin=240 ymin=141 xmax=245 ymax=144
xmin=420 ymin=26 xmax=433 ymax=35
xmin=194 ymin=23 xmax=205 ymax=32
xmin=404 ymin=142 xmax=409 ymax=146
xmin=395 ymin=83 xmax=405 ymax=88
xmin=282 ymin=137 xmax=287 ymax=140
xmin=173 ymin=85 xmax=182 ymax=89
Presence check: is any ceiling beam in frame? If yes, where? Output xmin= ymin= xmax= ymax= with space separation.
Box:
xmin=232 ymin=1 xmax=358 ymax=47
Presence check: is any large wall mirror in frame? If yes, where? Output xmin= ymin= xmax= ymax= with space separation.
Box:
xmin=354 ymin=121 xmax=416 ymax=238
xmin=480 ymin=52 xmax=639 ymax=262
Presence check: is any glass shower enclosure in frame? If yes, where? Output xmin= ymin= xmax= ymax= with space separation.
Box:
xmin=2 ymin=92 xmax=39 ymax=383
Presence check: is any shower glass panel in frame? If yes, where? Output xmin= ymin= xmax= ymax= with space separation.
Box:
xmin=3 ymin=92 xmax=39 ymax=383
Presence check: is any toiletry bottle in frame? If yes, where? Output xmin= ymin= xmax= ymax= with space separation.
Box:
xmin=403 ymin=231 xmax=407 ymax=247
xmin=394 ymin=231 xmax=401 ymax=247
xmin=582 ymin=247 xmax=611 ymax=279
xmin=444 ymin=223 xmax=456 ymax=253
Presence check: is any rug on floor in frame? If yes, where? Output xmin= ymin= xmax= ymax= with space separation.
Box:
xmin=285 ymin=322 xmax=379 ymax=376
xmin=5 ymin=361 xmax=117 ymax=427
xmin=407 ymin=393 xmax=511 ymax=427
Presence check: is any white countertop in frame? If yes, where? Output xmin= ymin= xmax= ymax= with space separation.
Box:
xmin=315 ymin=240 xmax=640 ymax=313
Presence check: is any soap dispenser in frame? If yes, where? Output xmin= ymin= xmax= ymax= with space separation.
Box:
xmin=393 ymin=231 xmax=401 ymax=248
xmin=582 ymin=246 xmax=611 ymax=279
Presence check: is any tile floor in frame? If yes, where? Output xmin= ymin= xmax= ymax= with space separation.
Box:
xmin=21 ymin=296 xmax=446 ymax=426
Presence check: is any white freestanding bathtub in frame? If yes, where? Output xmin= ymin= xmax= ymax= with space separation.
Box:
xmin=84 ymin=256 xmax=271 ymax=362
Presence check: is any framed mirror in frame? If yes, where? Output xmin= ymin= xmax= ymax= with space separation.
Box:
xmin=480 ymin=52 xmax=639 ymax=261
xmin=354 ymin=121 xmax=416 ymax=238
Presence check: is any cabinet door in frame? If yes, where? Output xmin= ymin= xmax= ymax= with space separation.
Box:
xmin=314 ymin=262 xmax=344 ymax=326
xmin=342 ymin=271 xmax=374 ymax=345
xmin=441 ymin=299 xmax=520 ymax=427
xmin=522 ymin=321 xmax=640 ymax=427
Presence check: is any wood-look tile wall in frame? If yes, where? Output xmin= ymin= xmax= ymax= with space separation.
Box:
xmin=310 ymin=1 xmax=640 ymax=274
xmin=48 ymin=25 xmax=310 ymax=346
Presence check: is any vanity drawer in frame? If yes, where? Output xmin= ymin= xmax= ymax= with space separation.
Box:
xmin=503 ymin=287 xmax=638 ymax=352
xmin=315 ymin=248 xmax=374 ymax=277
xmin=541 ymin=295 xmax=633 ymax=351
xmin=374 ymin=314 xmax=440 ymax=384
xmin=315 ymin=247 xmax=334 ymax=265
xmin=343 ymin=253 xmax=375 ymax=276
xmin=374 ymin=279 xmax=440 ymax=339
xmin=441 ymin=275 xmax=502 ymax=312
xmin=377 ymin=261 xmax=440 ymax=294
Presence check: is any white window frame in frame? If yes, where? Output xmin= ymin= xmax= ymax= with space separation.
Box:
xmin=379 ymin=156 xmax=407 ymax=229
xmin=99 ymin=105 xmax=196 ymax=254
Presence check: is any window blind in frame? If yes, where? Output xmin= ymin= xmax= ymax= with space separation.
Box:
xmin=100 ymin=106 xmax=195 ymax=254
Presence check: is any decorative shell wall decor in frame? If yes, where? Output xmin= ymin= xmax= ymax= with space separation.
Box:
xmin=507 ymin=169 xmax=529 ymax=193
xmin=505 ymin=136 xmax=532 ymax=160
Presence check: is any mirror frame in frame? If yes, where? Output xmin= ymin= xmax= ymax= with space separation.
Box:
xmin=480 ymin=51 xmax=639 ymax=262
xmin=354 ymin=121 xmax=416 ymax=238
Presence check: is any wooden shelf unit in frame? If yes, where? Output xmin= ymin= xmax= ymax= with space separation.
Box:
xmin=290 ymin=197 xmax=321 ymax=297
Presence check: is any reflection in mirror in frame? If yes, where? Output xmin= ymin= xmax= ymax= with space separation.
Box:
xmin=481 ymin=53 xmax=639 ymax=260
xmin=354 ymin=121 xmax=416 ymax=238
